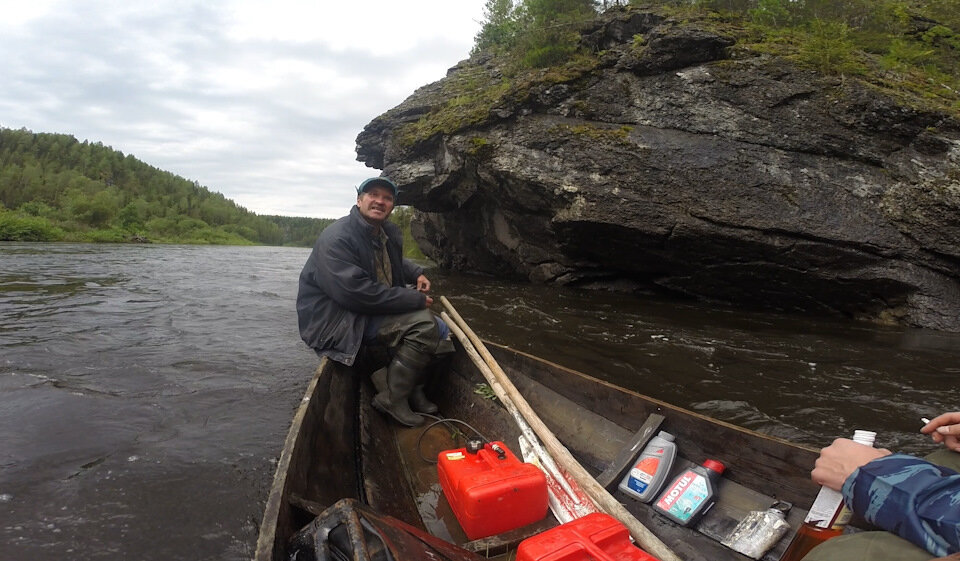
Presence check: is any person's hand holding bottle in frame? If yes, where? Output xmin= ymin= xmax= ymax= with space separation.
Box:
xmin=811 ymin=439 xmax=891 ymax=491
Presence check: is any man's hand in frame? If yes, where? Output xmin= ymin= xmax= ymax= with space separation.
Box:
xmin=922 ymin=412 xmax=960 ymax=452
xmin=416 ymin=274 xmax=430 ymax=293
xmin=811 ymin=438 xmax=891 ymax=491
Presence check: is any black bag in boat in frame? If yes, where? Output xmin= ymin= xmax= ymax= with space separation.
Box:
xmin=288 ymin=498 xmax=484 ymax=561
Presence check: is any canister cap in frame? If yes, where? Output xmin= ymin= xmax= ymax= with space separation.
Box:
xmin=853 ymin=430 xmax=877 ymax=446
xmin=656 ymin=431 xmax=676 ymax=441
xmin=703 ymin=459 xmax=725 ymax=474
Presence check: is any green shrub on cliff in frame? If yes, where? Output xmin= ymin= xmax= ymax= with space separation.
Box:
xmin=389 ymin=206 xmax=427 ymax=260
xmin=797 ymin=19 xmax=865 ymax=75
xmin=473 ymin=1 xmax=959 ymax=89
xmin=397 ymin=67 xmax=514 ymax=147
xmin=475 ymin=0 xmax=520 ymax=53
xmin=622 ymin=0 xmax=960 ymax=112
xmin=474 ymin=0 xmax=600 ymax=67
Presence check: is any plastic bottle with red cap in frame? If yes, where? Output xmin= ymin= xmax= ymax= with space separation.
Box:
xmin=619 ymin=430 xmax=678 ymax=502
xmin=653 ymin=459 xmax=725 ymax=527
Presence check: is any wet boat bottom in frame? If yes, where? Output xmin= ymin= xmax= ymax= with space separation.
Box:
xmin=389 ymin=412 xmax=560 ymax=559
xmin=394 ymin=418 xmax=472 ymax=545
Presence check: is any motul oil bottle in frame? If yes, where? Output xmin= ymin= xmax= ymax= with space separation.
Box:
xmin=653 ymin=459 xmax=725 ymax=527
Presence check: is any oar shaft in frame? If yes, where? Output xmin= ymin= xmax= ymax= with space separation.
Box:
xmin=440 ymin=297 xmax=683 ymax=561
xmin=441 ymin=312 xmax=586 ymax=507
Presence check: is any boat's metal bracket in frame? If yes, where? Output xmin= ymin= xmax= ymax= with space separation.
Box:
xmin=298 ymin=499 xmax=394 ymax=561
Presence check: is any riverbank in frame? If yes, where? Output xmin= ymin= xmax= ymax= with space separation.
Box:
xmin=0 ymin=207 xmax=429 ymax=258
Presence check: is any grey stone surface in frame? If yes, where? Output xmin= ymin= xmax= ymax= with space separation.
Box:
xmin=356 ymin=8 xmax=960 ymax=331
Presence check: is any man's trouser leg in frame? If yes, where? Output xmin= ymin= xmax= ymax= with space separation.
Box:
xmin=804 ymin=448 xmax=960 ymax=561
xmin=802 ymin=531 xmax=933 ymax=561
xmin=370 ymin=310 xmax=446 ymax=426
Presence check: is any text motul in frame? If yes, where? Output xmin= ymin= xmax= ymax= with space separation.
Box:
xmin=660 ymin=474 xmax=693 ymax=506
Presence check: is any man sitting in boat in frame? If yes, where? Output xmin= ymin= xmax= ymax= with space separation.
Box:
xmin=804 ymin=412 xmax=960 ymax=561
xmin=296 ymin=176 xmax=453 ymax=427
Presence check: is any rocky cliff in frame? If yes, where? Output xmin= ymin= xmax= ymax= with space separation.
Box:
xmin=357 ymin=7 xmax=960 ymax=332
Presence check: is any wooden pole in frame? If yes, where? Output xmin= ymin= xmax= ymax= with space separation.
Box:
xmin=441 ymin=312 xmax=597 ymax=522
xmin=440 ymin=296 xmax=683 ymax=561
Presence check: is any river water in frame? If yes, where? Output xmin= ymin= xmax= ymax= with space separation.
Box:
xmin=2 ymin=243 xmax=958 ymax=560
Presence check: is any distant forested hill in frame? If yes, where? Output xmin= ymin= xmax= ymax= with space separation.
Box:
xmin=261 ymin=215 xmax=336 ymax=248
xmin=0 ymin=127 xmax=332 ymax=245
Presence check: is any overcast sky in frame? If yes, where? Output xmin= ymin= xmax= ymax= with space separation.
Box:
xmin=0 ymin=0 xmax=486 ymax=218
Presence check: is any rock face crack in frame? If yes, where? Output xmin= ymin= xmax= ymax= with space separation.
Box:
xmin=685 ymin=211 xmax=899 ymax=260
xmin=359 ymin=8 xmax=960 ymax=331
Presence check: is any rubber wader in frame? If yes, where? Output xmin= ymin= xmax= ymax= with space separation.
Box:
xmin=372 ymin=363 xmax=438 ymax=415
xmin=409 ymin=370 xmax=438 ymax=414
xmin=372 ymin=345 xmax=431 ymax=427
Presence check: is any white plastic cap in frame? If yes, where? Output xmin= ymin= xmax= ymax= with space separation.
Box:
xmin=852 ymin=430 xmax=877 ymax=446
xmin=657 ymin=431 xmax=676 ymax=441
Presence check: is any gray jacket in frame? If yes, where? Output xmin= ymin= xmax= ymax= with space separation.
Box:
xmin=297 ymin=206 xmax=425 ymax=365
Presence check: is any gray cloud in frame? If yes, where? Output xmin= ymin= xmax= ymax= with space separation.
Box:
xmin=0 ymin=1 xmax=483 ymax=217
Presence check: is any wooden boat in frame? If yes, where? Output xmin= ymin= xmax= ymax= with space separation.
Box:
xmin=255 ymin=339 xmax=827 ymax=561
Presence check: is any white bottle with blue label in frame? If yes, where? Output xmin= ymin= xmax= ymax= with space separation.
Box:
xmin=618 ymin=430 xmax=677 ymax=502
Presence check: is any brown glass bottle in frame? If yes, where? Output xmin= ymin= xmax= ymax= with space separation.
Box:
xmin=779 ymin=523 xmax=843 ymax=561
xmin=779 ymin=430 xmax=877 ymax=561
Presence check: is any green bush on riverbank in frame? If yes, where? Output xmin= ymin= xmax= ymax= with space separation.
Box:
xmin=0 ymin=203 xmax=428 ymax=257
xmin=0 ymin=203 xmax=266 ymax=244
xmin=0 ymin=207 xmax=65 ymax=241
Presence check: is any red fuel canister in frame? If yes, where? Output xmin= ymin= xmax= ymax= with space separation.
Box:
xmin=437 ymin=440 xmax=548 ymax=540
xmin=516 ymin=512 xmax=661 ymax=561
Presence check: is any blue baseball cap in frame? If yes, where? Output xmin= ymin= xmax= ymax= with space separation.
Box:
xmin=357 ymin=177 xmax=398 ymax=197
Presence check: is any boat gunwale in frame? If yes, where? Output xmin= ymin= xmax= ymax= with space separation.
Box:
xmin=488 ymin=341 xmax=820 ymax=454
xmin=254 ymin=358 xmax=329 ymax=561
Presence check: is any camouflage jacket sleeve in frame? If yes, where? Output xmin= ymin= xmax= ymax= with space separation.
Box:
xmin=842 ymin=453 xmax=960 ymax=557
